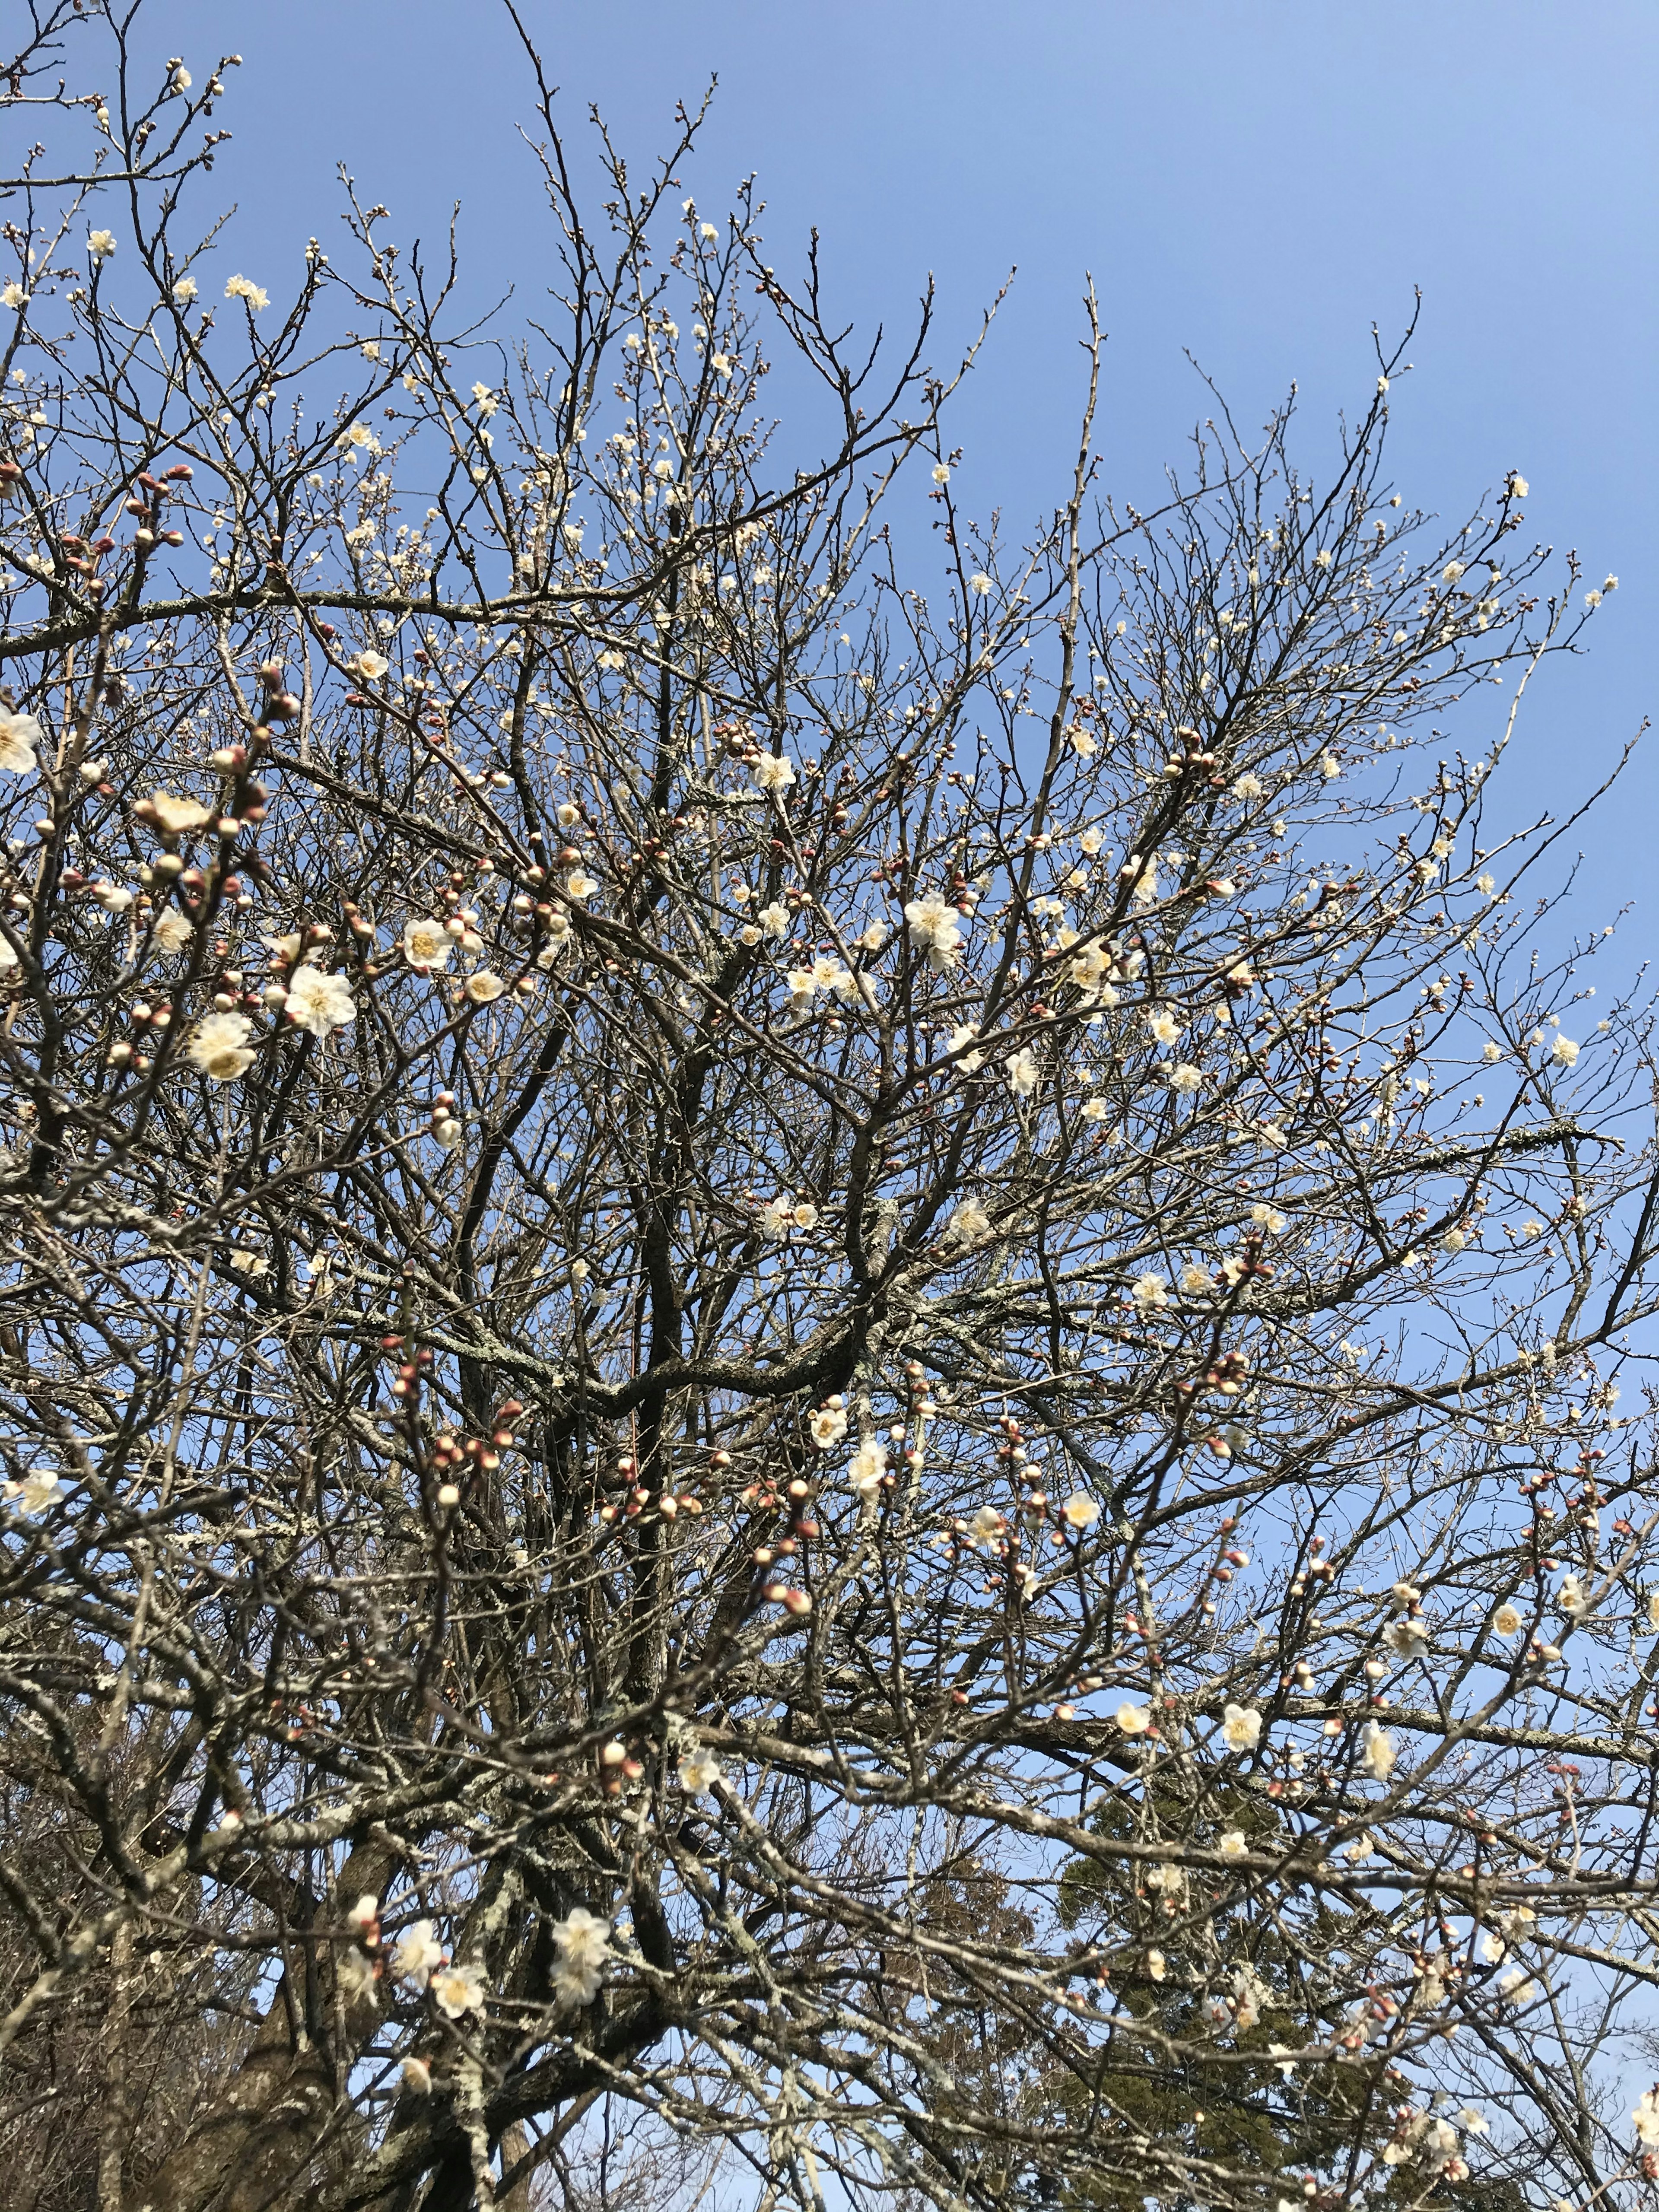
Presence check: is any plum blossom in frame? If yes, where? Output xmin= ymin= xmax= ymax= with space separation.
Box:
xmin=5 ymin=1469 xmax=60 ymax=1514
xmin=152 ymin=909 xmax=194 ymax=953
xmin=1551 ymin=1035 xmax=1580 ymax=1067
xmin=1633 ymin=2091 xmax=1659 ymax=2148
xmin=1060 ymin=1491 xmax=1100 ymax=1530
xmin=1131 ymin=1271 xmax=1168 ymax=1310
xmin=0 ymin=708 xmax=42 ymax=775
xmin=393 ymin=1921 xmax=445 ymax=1987
xmin=848 ymin=1439 xmax=887 ymax=1497
xmin=285 ymin=965 xmax=356 ymax=1037
xmin=904 ymin=896 xmax=964 ymax=971
xmin=148 ymin=791 xmax=213 ymax=836
xmin=1168 ymin=1063 xmax=1203 ymax=1094
xmin=88 ymin=229 xmax=117 ymax=261
xmin=1116 ymin=1702 xmax=1150 ymax=1735
xmin=809 ymin=1405 xmax=848 ymax=1450
xmin=751 ymin=752 xmax=796 ymax=794
xmin=1005 ymin=1047 xmax=1039 ymax=1099
xmin=336 ymin=1946 xmax=378 ymax=2008
xmin=1217 ymin=1830 xmax=1248 ymax=1859
xmin=225 ymin=274 xmax=269 ymax=310
xmin=431 ymin=1961 xmax=486 ymax=2018
xmin=1222 ymin=1703 xmax=1262 ymax=1751
xmin=550 ymin=1908 xmax=611 ymax=2005
xmin=947 ymin=1022 xmax=984 ymax=1073
xmin=1492 ymin=1602 xmax=1523 ymax=1636
xmin=187 ymin=1012 xmax=256 ymax=1083
xmin=1363 ymin=1723 xmax=1397 ymax=1781
xmin=401 ymin=2058 xmax=432 ymax=2094
xmin=403 ymin=918 xmax=453 ymax=970
xmin=969 ymin=1505 xmax=1006 ymax=1553
xmin=465 ymin=971 xmax=507 ymax=1004
xmin=949 ymin=1198 xmax=990 ymax=1244
xmin=677 ymin=1748 xmax=722 ymax=1795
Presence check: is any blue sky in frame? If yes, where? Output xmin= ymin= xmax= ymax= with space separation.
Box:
xmin=138 ymin=0 xmax=1655 ymax=916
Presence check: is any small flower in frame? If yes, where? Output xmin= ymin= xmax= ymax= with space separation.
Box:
xmin=1442 ymin=561 xmax=1466 ymax=585
xmin=1551 ymin=1034 xmax=1579 ymax=1067
xmin=848 ymin=1439 xmax=887 ymax=1497
xmin=969 ymin=572 xmax=992 ymax=597
xmin=351 ymin=649 xmax=389 ymax=682
xmin=1147 ymin=1008 xmax=1181 ymax=1046
xmin=465 ymin=970 xmax=507 ymax=1004
xmin=1633 ymin=2091 xmax=1659 ymax=2148
xmin=1005 ymin=1046 xmax=1039 ymax=1099
xmin=172 ymin=275 xmax=199 ymax=304
xmin=88 ymin=229 xmax=118 ymax=262
xmin=947 ymin=1021 xmax=984 ymax=1073
xmin=5 ymin=1469 xmax=60 ymax=1515
xmin=1 ymin=281 xmax=26 ymax=311
xmin=931 ymin=464 xmax=950 ymax=485
xmin=969 ymin=1505 xmax=1007 ymax=1552
xmin=1081 ymin=1097 xmax=1110 ymax=1123
xmin=1384 ymin=1618 xmax=1429 ymax=1660
xmin=1060 ymin=1491 xmax=1100 ymax=1531
xmin=1232 ymin=773 xmax=1264 ymax=800
xmin=1492 ymin=1602 xmax=1523 ymax=1636
xmin=903 ymin=896 xmax=964 ymax=970
xmin=1146 ymin=1948 xmax=1167 ymax=1981
xmin=284 ymin=964 xmax=356 ymax=1037
xmin=186 ymin=1011 xmax=256 ymax=1083
xmin=1221 ymin=1703 xmax=1262 ymax=1752
xmin=677 ymin=1748 xmax=723 ymax=1795
xmin=336 ymin=1946 xmax=378 ymax=2008
xmin=1557 ymin=1573 xmax=1590 ymax=1618
xmin=430 ymin=1961 xmax=486 ymax=2018
xmin=1482 ymin=1039 xmax=1503 ymax=1063
xmin=751 ymin=751 xmax=797 ymax=793
xmin=550 ymin=1909 xmax=611 ymax=2005
xmin=1363 ymin=1723 xmax=1396 ymax=1781
xmin=225 ymin=274 xmax=269 ymax=311
xmin=402 ymin=918 xmax=453 ymax=971
xmin=1116 ymin=1702 xmax=1151 ymax=1735
xmin=148 ymin=790 xmax=213 ymax=836
xmin=1167 ymin=1063 xmax=1203 ymax=1095
xmin=152 ymin=909 xmax=194 ymax=953
xmin=1217 ymin=1829 xmax=1248 ymax=1859
xmin=1131 ymin=1271 xmax=1168 ymax=1310
xmin=809 ymin=1405 xmax=848 ymax=1450
xmin=758 ymin=900 xmax=790 ymax=940
xmin=392 ymin=1920 xmax=445 ymax=1987
xmin=949 ymin=1198 xmax=991 ymax=1244
xmin=401 ymin=2057 xmax=433 ymax=2094
xmin=0 ymin=709 xmax=42 ymax=776
xmin=1507 ymin=472 xmax=1529 ymax=499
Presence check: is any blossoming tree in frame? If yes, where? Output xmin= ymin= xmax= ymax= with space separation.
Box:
xmin=2 ymin=10 xmax=1657 ymax=2212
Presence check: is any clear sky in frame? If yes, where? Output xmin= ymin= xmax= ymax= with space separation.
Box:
xmin=136 ymin=0 xmax=1656 ymax=918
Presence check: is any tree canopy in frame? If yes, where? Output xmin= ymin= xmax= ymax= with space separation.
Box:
xmin=1 ymin=10 xmax=1657 ymax=2212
